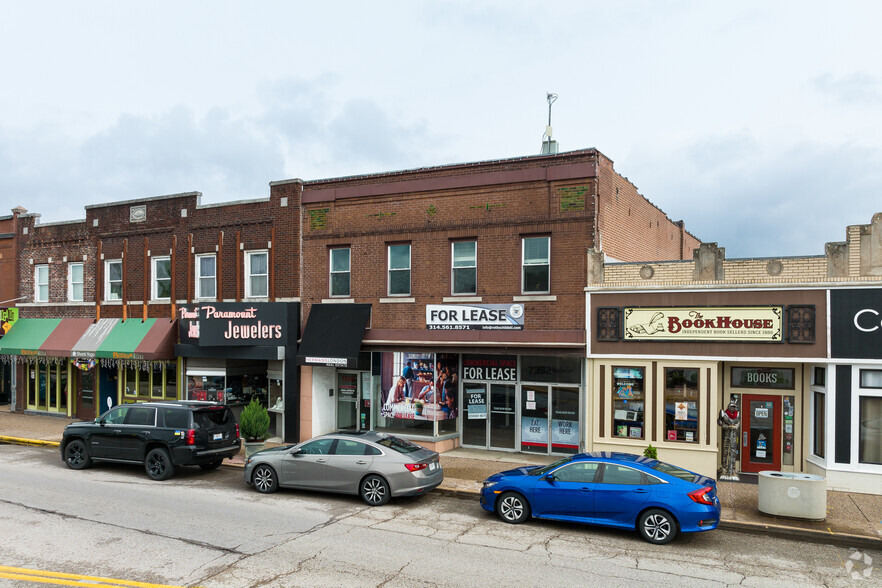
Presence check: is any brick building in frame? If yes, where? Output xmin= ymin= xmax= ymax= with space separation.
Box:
xmin=290 ymin=149 xmax=699 ymax=452
xmin=0 ymin=190 xmax=303 ymax=440
xmin=585 ymin=212 xmax=882 ymax=493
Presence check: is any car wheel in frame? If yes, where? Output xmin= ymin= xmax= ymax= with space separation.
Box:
xmin=199 ymin=459 xmax=224 ymax=471
xmin=638 ymin=508 xmax=678 ymax=545
xmin=496 ymin=492 xmax=530 ymax=524
xmin=252 ymin=464 xmax=278 ymax=493
xmin=145 ymin=448 xmax=175 ymax=481
xmin=360 ymin=474 xmax=390 ymax=506
xmin=63 ymin=440 xmax=92 ymax=470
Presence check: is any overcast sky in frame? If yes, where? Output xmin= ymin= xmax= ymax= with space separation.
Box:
xmin=2 ymin=1 xmax=880 ymax=258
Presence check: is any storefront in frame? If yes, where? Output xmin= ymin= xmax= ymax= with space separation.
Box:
xmin=807 ymin=287 xmax=882 ymax=494
xmin=298 ymin=303 xmax=585 ymax=454
xmin=175 ymin=302 xmax=300 ymax=443
xmin=0 ymin=307 xmax=19 ymax=405
xmin=588 ymin=290 xmax=827 ymax=478
xmin=0 ymin=317 xmax=177 ymax=419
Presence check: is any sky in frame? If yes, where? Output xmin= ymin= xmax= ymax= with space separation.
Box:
xmin=1 ymin=1 xmax=880 ymax=258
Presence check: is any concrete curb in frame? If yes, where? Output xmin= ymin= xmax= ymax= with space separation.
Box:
xmin=0 ymin=436 xmax=60 ymax=448
xmin=719 ymin=520 xmax=882 ymax=550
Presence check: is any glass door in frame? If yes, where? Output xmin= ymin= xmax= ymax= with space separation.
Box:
xmin=489 ymin=384 xmax=516 ymax=450
xmin=551 ymin=386 xmax=580 ymax=454
xmin=336 ymin=372 xmax=358 ymax=430
xmin=462 ymin=383 xmax=488 ymax=447
xmin=521 ymin=385 xmax=548 ymax=453
xmin=741 ymin=394 xmax=781 ymax=473
xmin=521 ymin=385 xmax=580 ymax=454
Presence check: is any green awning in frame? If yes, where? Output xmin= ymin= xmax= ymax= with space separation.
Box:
xmin=0 ymin=319 xmax=63 ymax=356
xmin=95 ymin=319 xmax=176 ymax=360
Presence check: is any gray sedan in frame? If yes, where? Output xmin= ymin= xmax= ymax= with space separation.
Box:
xmin=243 ymin=431 xmax=444 ymax=505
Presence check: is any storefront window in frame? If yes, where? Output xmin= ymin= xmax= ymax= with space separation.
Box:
xmin=664 ymin=368 xmax=699 ymax=443
xmin=859 ymin=396 xmax=882 ymax=465
xmin=812 ymin=391 xmax=825 ymax=459
xmin=612 ymin=367 xmax=644 ymax=439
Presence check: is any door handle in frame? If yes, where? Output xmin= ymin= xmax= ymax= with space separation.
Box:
xmin=316 ymin=458 xmax=327 ymax=463
xmin=580 ymin=487 xmax=593 ymax=492
xmin=356 ymin=460 xmax=368 ymax=465
xmin=634 ymin=489 xmax=649 ymax=494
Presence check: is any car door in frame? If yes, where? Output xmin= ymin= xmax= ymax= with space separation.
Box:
xmin=89 ymin=406 xmax=129 ymax=459
xmin=280 ymin=437 xmax=335 ymax=489
xmin=592 ymin=463 xmax=652 ymax=525
xmin=531 ymin=461 xmax=599 ymax=519
xmin=325 ymin=439 xmax=373 ymax=493
xmin=119 ymin=406 xmax=157 ymax=461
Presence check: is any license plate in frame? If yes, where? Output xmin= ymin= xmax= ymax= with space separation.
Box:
xmin=428 ymin=462 xmax=437 ymax=471
xmin=213 ymin=433 xmax=223 ymax=441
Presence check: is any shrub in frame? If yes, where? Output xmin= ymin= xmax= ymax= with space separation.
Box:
xmin=239 ymin=398 xmax=270 ymax=442
xmin=643 ymin=444 xmax=657 ymax=459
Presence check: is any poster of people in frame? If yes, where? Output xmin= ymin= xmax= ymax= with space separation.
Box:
xmin=381 ymin=352 xmax=458 ymax=421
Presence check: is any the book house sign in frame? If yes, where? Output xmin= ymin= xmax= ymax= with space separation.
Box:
xmin=623 ymin=306 xmax=783 ymax=342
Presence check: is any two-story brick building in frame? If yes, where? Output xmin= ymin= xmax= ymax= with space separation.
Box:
xmin=290 ymin=149 xmax=699 ymax=453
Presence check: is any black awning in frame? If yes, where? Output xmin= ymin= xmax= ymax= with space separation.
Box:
xmin=296 ymin=303 xmax=371 ymax=368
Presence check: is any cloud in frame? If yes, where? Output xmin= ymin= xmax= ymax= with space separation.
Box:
xmin=813 ymin=72 xmax=882 ymax=106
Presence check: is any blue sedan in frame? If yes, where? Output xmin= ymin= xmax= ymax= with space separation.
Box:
xmin=479 ymin=452 xmax=720 ymax=544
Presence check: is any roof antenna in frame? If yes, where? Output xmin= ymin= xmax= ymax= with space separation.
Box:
xmin=541 ymin=92 xmax=559 ymax=155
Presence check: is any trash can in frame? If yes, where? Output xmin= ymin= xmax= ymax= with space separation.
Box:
xmin=757 ymin=471 xmax=826 ymax=520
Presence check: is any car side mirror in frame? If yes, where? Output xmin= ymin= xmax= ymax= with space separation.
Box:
xmin=543 ymin=474 xmax=556 ymax=483
xmin=289 ymin=447 xmax=302 ymax=455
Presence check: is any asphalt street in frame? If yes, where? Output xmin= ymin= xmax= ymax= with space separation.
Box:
xmin=0 ymin=444 xmax=877 ymax=587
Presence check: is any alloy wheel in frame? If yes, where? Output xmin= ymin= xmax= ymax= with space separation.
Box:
xmin=499 ymin=495 xmax=524 ymax=522
xmin=643 ymin=513 xmax=672 ymax=542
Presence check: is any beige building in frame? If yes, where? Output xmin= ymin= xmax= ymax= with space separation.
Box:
xmin=585 ymin=213 xmax=882 ymax=494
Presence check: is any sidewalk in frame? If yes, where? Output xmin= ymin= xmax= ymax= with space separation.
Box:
xmin=2 ymin=405 xmax=880 ymax=550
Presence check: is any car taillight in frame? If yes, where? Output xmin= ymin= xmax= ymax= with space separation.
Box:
xmin=688 ymin=486 xmax=715 ymax=505
xmin=185 ymin=429 xmax=196 ymax=446
xmin=235 ymin=424 xmax=240 ymax=440
xmin=405 ymin=463 xmax=428 ymax=472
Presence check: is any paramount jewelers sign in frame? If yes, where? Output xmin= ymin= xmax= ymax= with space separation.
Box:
xmin=623 ymin=306 xmax=783 ymax=342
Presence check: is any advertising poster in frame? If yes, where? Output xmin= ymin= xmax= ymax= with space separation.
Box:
xmin=521 ymin=417 xmax=547 ymax=446
xmin=551 ymin=419 xmax=579 ymax=449
xmin=381 ymin=353 xmax=458 ymax=421
xmin=466 ymin=386 xmax=487 ymax=419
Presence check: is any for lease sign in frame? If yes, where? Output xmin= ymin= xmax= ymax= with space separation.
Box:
xmin=426 ymin=304 xmax=524 ymax=330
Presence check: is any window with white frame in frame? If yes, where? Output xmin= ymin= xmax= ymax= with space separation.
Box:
xmin=451 ymin=241 xmax=477 ymax=295
xmin=245 ymin=250 xmax=268 ymax=298
xmin=195 ymin=254 xmax=216 ymax=299
xmin=105 ymin=260 xmax=123 ymax=301
xmin=522 ymin=236 xmax=550 ymax=293
xmin=330 ymin=248 xmax=351 ymax=297
xmin=68 ymin=262 xmax=84 ymax=302
xmin=858 ymin=369 xmax=882 ymax=465
xmin=388 ymin=244 xmax=411 ymax=296
xmin=34 ymin=264 xmax=49 ymax=302
xmin=152 ymin=256 xmax=171 ymax=300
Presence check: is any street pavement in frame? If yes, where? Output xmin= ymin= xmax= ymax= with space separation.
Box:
xmin=2 ymin=404 xmax=880 ymax=550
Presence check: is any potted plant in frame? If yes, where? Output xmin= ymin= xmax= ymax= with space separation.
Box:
xmin=240 ymin=398 xmax=270 ymax=458
xmin=643 ymin=444 xmax=657 ymax=459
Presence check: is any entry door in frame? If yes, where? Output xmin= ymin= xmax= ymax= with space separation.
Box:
xmin=336 ymin=372 xmax=359 ymax=431
xmin=741 ymin=395 xmax=781 ymax=473
xmin=462 ymin=383 xmax=488 ymax=447
xmin=520 ymin=386 xmax=580 ymax=455
xmin=76 ymin=369 xmax=95 ymax=421
xmin=98 ymin=367 xmax=117 ymax=415
xmin=489 ymin=384 xmax=516 ymax=450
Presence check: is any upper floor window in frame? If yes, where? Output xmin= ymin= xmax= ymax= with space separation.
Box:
xmin=522 ymin=236 xmax=550 ymax=293
xmin=451 ymin=241 xmax=477 ymax=295
xmin=105 ymin=260 xmax=122 ymax=301
xmin=388 ymin=244 xmax=411 ymax=296
xmin=195 ymin=254 xmax=216 ymax=300
xmin=34 ymin=264 xmax=49 ymax=302
xmin=330 ymin=248 xmax=351 ymax=297
xmin=68 ymin=263 xmax=84 ymax=302
xmin=245 ymin=250 xmax=268 ymax=298
xmin=152 ymin=256 xmax=171 ymax=300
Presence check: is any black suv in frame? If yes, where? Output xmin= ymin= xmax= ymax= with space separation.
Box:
xmin=60 ymin=401 xmax=241 ymax=480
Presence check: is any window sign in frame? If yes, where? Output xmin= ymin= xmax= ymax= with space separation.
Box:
xmin=522 ymin=355 xmax=581 ymax=384
xmin=612 ymin=367 xmax=645 ymax=439
xmin=551 ymin=418 xmax=579 ymax=448
xmin=731 ymin=367 xmax=795 ymax=389
xmin=521 ymin=416 xmax=547 ymax=445
xmin=466 ymin=386 xmax=487 ymax=419
xmin=462 ymin=355 xmax=517 ymax=381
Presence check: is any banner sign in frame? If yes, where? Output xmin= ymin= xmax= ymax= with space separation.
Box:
xmin=426 ymin=304 xmax=524 ymax=330
xmin=831 ymin=288 xmax=882 ymax=360
xmin=178 ymin=302 xmax=290 ymax=347
xmin=622 ymin=306 xmax=783 ymax=342
xmin=0 ymin=307 xmax=19 ymax=336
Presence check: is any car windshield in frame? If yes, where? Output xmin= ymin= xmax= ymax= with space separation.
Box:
xmin=651 ymin=460 xmax=699 ymax=482
xmin=375 ymin=435 xmax=422 ymax=454
xmin=528 ymin=457 xmax=572 ymax=476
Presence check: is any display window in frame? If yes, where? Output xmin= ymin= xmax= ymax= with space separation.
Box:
xmin=612 ymin=367 xmax=645 ymax=439
xmin=858 ymin=369 xmax=882 ymax=466
xmin=25 ymin=362 xmax=68 ymax=413
xmin=663 ymin=368 xmax=699 ymax=443
xmin=375 ymin=351 xmax=458 ymax=436
xmin=122 ymin=362 xmax=178 ymax=401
